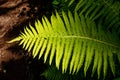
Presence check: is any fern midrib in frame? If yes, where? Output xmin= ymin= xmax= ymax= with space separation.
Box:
xmin=63 ymin=36 xmax=119 ymax=48
xmin=25 ymin=35 xmax=120 ymax=49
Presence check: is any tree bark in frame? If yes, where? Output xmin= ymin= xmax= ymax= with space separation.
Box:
xmin=0 ymin=0 xmax=52 ymax=79
xmin=0 ymin=0 xmax=42 ymax=70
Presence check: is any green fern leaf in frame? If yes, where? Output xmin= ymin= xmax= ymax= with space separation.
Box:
xmin=91 ymin=44 xmax=99 ymax=77
xmin=103 ymin=46 xmax=108 ymax=78
xmin=9 ymin=10 xmax=120 ymax=79
xmin=97 ymin=46 xmax=103 ymax=79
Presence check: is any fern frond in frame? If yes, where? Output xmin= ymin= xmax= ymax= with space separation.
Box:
xmin=42 ymin=65 xmax=72 ymax=80
xmin=74 ymin=0 xmax=120 ymax=29
xmin=9 ymin=10 xmax=120 ymax=78
xmin=53 ymin=0 xmax=120 ymax=30
xmin=42 ymin=65 xmax=85 ymax=80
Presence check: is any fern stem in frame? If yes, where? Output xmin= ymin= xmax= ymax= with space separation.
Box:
xmin=39 ymin=36 xmax=119 ymax=48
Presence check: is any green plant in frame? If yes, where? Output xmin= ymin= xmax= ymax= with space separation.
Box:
xmin=9 ymin=0 xmax=120 ymax=79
